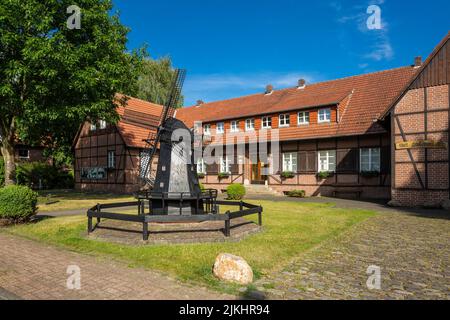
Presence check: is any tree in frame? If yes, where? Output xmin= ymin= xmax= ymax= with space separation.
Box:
xmin=0 ymin=0 xmax=141 ymax=185
xmin=135 ymin=55 xmax=184 ymax=107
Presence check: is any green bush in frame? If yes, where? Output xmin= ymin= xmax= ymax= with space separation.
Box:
xmin=0 ymin=158 xmax=4 ymax=187
xmin=281 ymin=171 xmax=295 ymax=179
xmin=15 ymin=162 xmax=74 ymax=189
xmin=286 ymin=190 xmax=306 ymax=198
xmin=0 ymin=185 xmax=38 ymax=222
xmin=226 ymin=183 xmax=246 ymax=200
xmin=317 ymin=171 xmax=334 ymax=180
xmin=199 ymin=182 xmax=206 ymax=191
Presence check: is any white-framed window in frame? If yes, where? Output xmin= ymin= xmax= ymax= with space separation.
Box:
xmin=219 ymin=156 xmax=231 ymax=174
xmin=216 ymin=122 xmax=225 ymax=134
xmin=245 ymin=118 xmax=255 ymax=131
xmin=203 ymin=124 xmax=211 ymax=135
xmin=90 ymin=123 xmax=96 ymax=131
xmin=108 ymin=151 xmax=115 ymax=169
xmin=318 ymin=108 xmax=331 ymax=123
xmin=99 ymin=120 xmax=107 ymax=129
xmin=261 ymin=116 xmax=272 ymax=129
xmin=360 ymin=148 xmax=381 ymax=172
xmin=282 ymin=152 xmax=297 ymax=172
xmin=197 ymin=158 xmax=206 ymax=174
xmin=279 ymin=114 xmax=290 ymax=127
xmin=318 ymin=150 xmax=336 ymax=172
xmin=298 ymin=111 xmax=310 ymax=125
xmin=18 ymin=149 xmax=30 ymax=159
xmin=230 ymin=120 xmax=239 ymax=133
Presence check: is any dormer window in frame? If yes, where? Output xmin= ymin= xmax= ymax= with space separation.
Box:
xmin=245 ymin=119 xmax=255 ymax=131
xmin=216 ymin=122 xmax=225 ymax=134
xmin=261 ymin=116 xmax=272 ymax=129
xmin=318 ymin=108 xmax=331 ymax=123
xmin=298 ymin=112 xmax=310 ymax=125
xmin=279 ymin=114 xmax=290 ymax=127
xmin=230 ymin=121 xmax=239 ymax=133
xmin=203 ymin=124 xmax=211 ymax=135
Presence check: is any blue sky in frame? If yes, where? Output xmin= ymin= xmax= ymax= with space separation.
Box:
xmin=113 ymin=0 xmax=449 ymax=106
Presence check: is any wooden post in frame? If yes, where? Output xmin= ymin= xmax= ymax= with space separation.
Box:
xmin=88 ymin=216 xmax=93 ymax=233
xmin=224 ymin=211 xmax=231 ymax=237
xmin=96 ymin=204 xmax=101 ymax=224
xmin=258 ymin=210 xmax=262 ymax=226
xmin=143 ymin=222 xmax=149 ymax=241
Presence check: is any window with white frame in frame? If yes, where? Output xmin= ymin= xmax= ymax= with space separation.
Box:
xmin=282 ymin=152 xmax=297 ymax=172
xmin=99 ymin=120 xmax=107 ymax=129
xmin=298 ymin=111 xmax=310 ymax=125
xmin=18 ymin=149 xmax=29 ymax=159
xmin=279 ymin=114 xmax=290 ymax=127
xmin=360 ymin=148 xmax=381 ymax=172
xmin=216 ymin=122 xmax=225 ymax=134
xmin=318 ymin=108 xmax=331 ymax=123
xmin=219 ymin=156 xmax=231 ymax=173
xmin=108 ymin=151 xmax=115 ymax=168
xmin=203 ymin=124 xmax=211 ymax=135
xmin=197 ymin=158 xmax=206 ymax=174
xmin=90 ymin=123 xmax=96 ymax=131
xmin=245 ymin=118 xmax=255 ymax=131
xmin=230 ymin=121 xmax=239 ymax=132
xmin=318 ymin=150 xmax=336 ymax=172
xmin=261 ymin=116 xmax=272 ymax=129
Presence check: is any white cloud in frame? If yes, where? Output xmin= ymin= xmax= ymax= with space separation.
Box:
xmin=331 ymin=0 xmax=394 ymax=63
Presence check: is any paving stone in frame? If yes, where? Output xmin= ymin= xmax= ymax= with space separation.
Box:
xmin=0 ymin=233 xmax=233 ymax=300
xmin=254 ymin=211 xmax=450 ymax=300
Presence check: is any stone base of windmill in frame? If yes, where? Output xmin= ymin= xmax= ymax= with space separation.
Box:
xmin=86 ymin=217 xmax=261 ymax=245
xmin=213 ymin=253 xmax=253 ymax=285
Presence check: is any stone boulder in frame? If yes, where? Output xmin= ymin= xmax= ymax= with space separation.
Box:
xmin=387 ymin=200 xmax=402 ymax=207
xmin=213 ymin=253 xmax=253 ymax=285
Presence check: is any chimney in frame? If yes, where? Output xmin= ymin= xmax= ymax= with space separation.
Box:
xmin=297 ymin=79 xmax=306 ymax=89
xmin=414 ymin=56 xmax=422 ymax=67
xmin=265 ymin=84 xmax=274 ymax=95
xmin=196 ymin=100 xmax=204 ymax=106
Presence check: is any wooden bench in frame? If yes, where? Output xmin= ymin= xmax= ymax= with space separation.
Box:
xmin=332 ymin=187 xmax=363 ymax=199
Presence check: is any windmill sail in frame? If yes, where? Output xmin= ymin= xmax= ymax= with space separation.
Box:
xmin=140 ymin=69 xmax=186 ymax=188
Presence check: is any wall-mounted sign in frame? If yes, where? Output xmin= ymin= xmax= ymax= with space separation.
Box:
xmin=396 ymin=140 xmax=448 ymax=150
xmin=81 ymin=167 xmax=107 ymax=180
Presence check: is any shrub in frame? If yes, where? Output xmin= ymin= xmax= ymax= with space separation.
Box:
xmin=0 ymin=185 xmax=38 ymax=222
xmin=317 ymin=171 xmax=333 ymax=180
xmin=0 ymin=158 xmax=4 ymax=187
xmin=15 ymin=162 xmax=74 ymax=189
xmin=281 ymin=171 xmax=295 ymax=179
xmin=226 ymin=183 xmax=246 ymax=200
xmin=218 ymin=172 xmax=230 ymax=180
xmin=286 ymin=190 xmax=306 ymax=198
xmin=199 ymin=182 xmax=206 ymax=191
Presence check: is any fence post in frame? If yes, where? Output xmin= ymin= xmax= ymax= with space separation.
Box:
xmin=258 ymin=206 xmax=262 ymax=226
xmin=143 ymin=222 xmax=149 ymax=241
xmin=224 ymin=211 xmax=231 ymax=237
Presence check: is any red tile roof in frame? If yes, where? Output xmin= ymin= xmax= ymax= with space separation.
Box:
xmin=177 ymin=66 xmax=418 ymax=141
xmin=115 ymin=94 xmax=164 ymax=148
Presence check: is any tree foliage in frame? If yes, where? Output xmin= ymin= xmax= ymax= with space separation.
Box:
xmin=0 ymin=0 xmax=141 ymax=183
xmin=135 ymin=55 xmax=184 ymax=108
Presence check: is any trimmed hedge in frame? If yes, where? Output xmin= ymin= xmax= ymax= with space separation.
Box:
xmin=0 ymin=158 xmax=4 ymax=187
xmin=226 ymin=183 xmax=246 ymax=200
xmin=0 ymin=185 xmax=38 ymax=222
xmin=286 ymin=190 xmax=306 ymax=198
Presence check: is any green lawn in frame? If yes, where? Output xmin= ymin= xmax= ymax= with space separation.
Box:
xmin=37 ymin=190 xmax=134 ymax=212
xmin=6 ymin=200 xmax=376 ymax=293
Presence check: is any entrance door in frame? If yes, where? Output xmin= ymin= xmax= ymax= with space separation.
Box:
xmin=251 ymin=160 xmax=267 ymax=184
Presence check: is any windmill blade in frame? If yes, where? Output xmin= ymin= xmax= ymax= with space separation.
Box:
xmin=140 ymin=69 xmax=187 ymax=188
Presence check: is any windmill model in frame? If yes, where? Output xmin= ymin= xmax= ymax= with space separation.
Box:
xmin=87 ymin=69 xmax=263 ymax=240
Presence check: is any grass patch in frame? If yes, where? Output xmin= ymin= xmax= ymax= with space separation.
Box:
xmin=5 ymin=200 xmax=375 ymax=294
xmin=37 ymin=190 xmax=134 ymax=212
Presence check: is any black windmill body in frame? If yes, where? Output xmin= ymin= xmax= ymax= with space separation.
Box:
xmin=138 ymin=69 xmax=211 ymax=216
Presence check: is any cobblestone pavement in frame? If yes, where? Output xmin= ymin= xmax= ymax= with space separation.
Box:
xmin=0 ymin=233 xmax=233 ymax=300
xmin=254 ymin=211 xmax=450 ymax=300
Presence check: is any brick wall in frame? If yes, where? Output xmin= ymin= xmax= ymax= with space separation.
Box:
xmin=392 ymin=84 xmax=450 ymax=207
